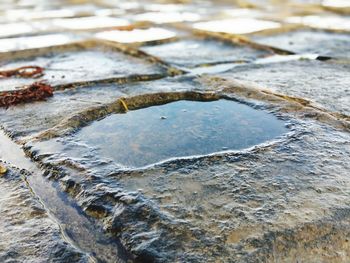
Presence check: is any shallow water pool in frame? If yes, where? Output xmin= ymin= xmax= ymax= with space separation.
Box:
xmin=78 ymin=99 xmax=287 ymax=167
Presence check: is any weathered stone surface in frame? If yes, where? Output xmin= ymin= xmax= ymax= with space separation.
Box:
xmin=0 ymin=77 xmax=197 ymax=139
xmin=0 ymin=34 xmax=80 ymax=53
xmin=0 ymin=0 xmax=349 ymax=262
xmin=141 ymin=39 xmax=271 ymax=68
xmin=252 ymin=30 xmax=350 ymax=58
xmin=219 ymin=60 xmax=350 ymax=116
xmin=22 ymin=85 xmax=350 ymax=262
xmin=0 ymin=43 xmax=167 ymax=91
xmin=0 ymin=167 xmax=87 ymax=263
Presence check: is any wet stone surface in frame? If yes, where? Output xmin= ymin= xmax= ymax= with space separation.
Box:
xmin=220 ymin=59 xmax=350 ymax=116
xmin=0 ymin=167 xmax=87 ymax=263
xmin=95 ymin=28 xmax=177 ymax=44
xmin=192 ymin=18 xmax=282 ymax=35
xmin=252 ymin=30 xmax=350 ymax=59
xmin=0 ymin=0 xmax=349 ymax=262
xmin=0 ymin=20 xmax=59 ymax=38
xmin=0 ymin=85 xmax=125 ymax=138
xmin=24 ymin=90 xmax=350 ymax=262
xmin=0 ymin=33 xmax=80 ymax=53
xmin=115 ymin=120 xmax=350 ymax=263
xmin=52 ymin=16 xmax=130 ymax=31
xmin=141 ymin=39 xmax=272 ymax=68
xmin=0 ymin=77 xmax=198 ymax=139
xmin=285 ymin=15 xmax=350 ymax=32
xmin=0 ymin=46 xmax=167 ymax=91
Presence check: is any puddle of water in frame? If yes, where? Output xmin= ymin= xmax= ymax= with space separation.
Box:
xmin=77 ymin=99 xmax=287 ymax=168
xmin=193 ymin=18 xmax=281 ymax=35
xmin=95 ymin=27 xmax=176 ymax=44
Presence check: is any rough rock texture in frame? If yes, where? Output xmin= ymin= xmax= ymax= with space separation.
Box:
xmin=141 ymin=39 xmax=272 ymax=68
xmin=0 ymin=0 xmax=349 ymax=262
xmin=220 ymin=60 xmax=350 ymax=116
xmin=0 ymin=44 xmax=168 ymax=91
xmin=0 ymin=167 xmax=87 ymax=263
xmin=252 ymin=30 xmax=350 ymax=58
xmin=0 ymin=77 xmax=198 ymax=139
xmin=22 ymin=85 xmax=350 ymax=262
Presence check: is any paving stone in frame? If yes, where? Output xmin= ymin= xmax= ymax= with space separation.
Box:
xmin=0 ymin=168 xmax=87 ymax=263
xmin=0 ymin=1 xmax=349 ymax=262
xmin=0 ymin=21 xmax=53 ymax=38
xmin=0 ymin=42 xmax=167 ymax=91
xmin=52 ymin=16 xmax=130 ymax=31
xmin=132 ymin=11 xmax=201 ymax=24
xmin=252 ymin=30 xmax=350 ymax=58
xmin=0 ymin=33 xmax=80 ymax=53
xmin=219 ymin=60 xmax=350 ymax=116
xmin=0 ymin=85 xmax=125 ymax=138
xmin=24 ymin=87 xmax=350 ymax=262
xmin=193 ymin=18 xmax=282 ymax=35
xmin=285 ymin=15 xmax=350 ymax=31
xmin=141 ymin=38 xmax=272 ymax=68
xmin=0 ymin=77 xmax=196 ymax=139
xmin=95 ymin=27 xmax=177 ymax=44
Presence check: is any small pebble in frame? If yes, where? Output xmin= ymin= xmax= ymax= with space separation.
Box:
xmin=0 ymin=164 xmax=7 ymax=175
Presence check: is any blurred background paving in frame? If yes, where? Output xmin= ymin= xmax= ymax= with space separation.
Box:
xmin=0 ymin=0 xmax=349 ymax=262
